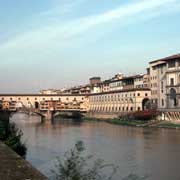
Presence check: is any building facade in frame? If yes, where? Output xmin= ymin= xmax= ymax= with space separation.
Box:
xmin=0 ymin=94 xmax=89 ymax=112
xmin=149 ymin=54 xmax=180 ymax=112
xmin=89 ymin=88 xmax=151 ymax=115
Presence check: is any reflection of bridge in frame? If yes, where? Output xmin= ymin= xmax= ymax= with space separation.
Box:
xmin=11 ymin=107 xmax=87 ymax=121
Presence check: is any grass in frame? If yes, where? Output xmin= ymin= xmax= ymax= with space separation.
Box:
xmin=108 ymin=119 xmax=148 ymax=127
xmin=83 ymin=117 xmax=148 ymax=127
xmin=83 ymin=117 xmax=180 ymax=129
xmin=158 ymin=121 xmax=180 ymax=129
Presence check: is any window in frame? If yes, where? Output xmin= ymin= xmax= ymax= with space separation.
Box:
xmin=168 ymin=60 xmax=175 ymax=68
xmin=137 ymin=93 xmax=140 ymax=96
xmin=170 ymin=78 xmax=174 ymax=86
xmin=161 ymin=67 xmax=163 ymax=74
xmin=162 ymin=99 xmax=164 ymax=107
xmin=161 ymin=81 xmax=164 ymax=93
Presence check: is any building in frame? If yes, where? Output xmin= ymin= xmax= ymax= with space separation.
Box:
xmin=100 ymin=80 xmax=111 ymax=92
xmin=89 ymin=88 xmax=151 ymax=117
xmin=89 ymin=77 xmax=101 ymax=85
xmin=109 ymin=74 xmax=147 ymax=92
xmin=143 ymin=69 xmax=151 ymax=88
xmin=40 ymin=89 xmax=59 ymax=95
xmin=1 ymin=101 xmax=16 ymax=111
xmin=0 ymin=94 xmax=89 ymax=111
xmin=134 ymin=75 xmax=144 ymax=88
xmin=149 ymin=53 xmax=180 ymax=111
xmin=2 ymin=101 xmax=10 ymax=111
xmin=65 ymin=85 xmax=91 ymax=94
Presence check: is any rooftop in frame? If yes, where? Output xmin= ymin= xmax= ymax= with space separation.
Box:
xmin=150 ymin=53 xmax=180 ymax=64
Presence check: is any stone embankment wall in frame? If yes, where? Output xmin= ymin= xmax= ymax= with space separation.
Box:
xmin=86 ymin=112 xmax=119 ymax=119
xmin=0 ymin=141 xmax=47 ymax=180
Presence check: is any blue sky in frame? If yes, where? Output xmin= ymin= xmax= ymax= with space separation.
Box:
xmin=0 ymin=0 xmax=180 ymax=93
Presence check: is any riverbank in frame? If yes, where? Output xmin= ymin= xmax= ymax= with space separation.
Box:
xmin=0 ymin=141 xmax=47 ymax=180
xmin=157 ymin=121 xmax=180 ymax=129
xmin=83 ymin=117 xmax=148 ymax=127
xmin=83 ymin=117 xmax=180 ymax=129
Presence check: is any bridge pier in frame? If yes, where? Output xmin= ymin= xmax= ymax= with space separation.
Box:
xmin=43 ymin=110 xmax=55 ymax=121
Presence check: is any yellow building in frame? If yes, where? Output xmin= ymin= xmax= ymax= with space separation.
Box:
xmin=89 ymin=88 xmax=151 ymax=115
xmin=2 ymin=101 xmax=10 ymax=111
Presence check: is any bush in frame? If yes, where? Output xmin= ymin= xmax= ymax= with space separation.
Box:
xmin=132 ymin=110 xmax=159 ymax=121
xmin=0 ymin=112 xmax=27 ymax=158
xmin=52 ymin=141 xmax=117 ymax=180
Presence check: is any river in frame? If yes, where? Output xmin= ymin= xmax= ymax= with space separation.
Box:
xmin=10 ymin=113 xmax=180 ymax=180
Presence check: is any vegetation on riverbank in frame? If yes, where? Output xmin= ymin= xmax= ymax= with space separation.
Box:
xmin=158 ymin=121 xmax=180 ymax=129
xmin=0 ymin=112 xmax=27 ymax=158
xmin=84 ymin=116 xmax=180 ymax=130
xmin=52 ymin=141 xmax=147 ymax=180
xmin=83 ymin=117 xmax=149 ymax=127
xmin=108 ymin=119 xmax=148 ymax=127
xmin=52 ymin=141 xmax=117 ymax=180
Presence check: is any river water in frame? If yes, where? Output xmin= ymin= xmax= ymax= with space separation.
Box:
xmin=10 ymin=113 xmax=180 ymax=180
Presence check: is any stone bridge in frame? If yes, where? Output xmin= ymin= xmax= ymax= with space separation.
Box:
xmin=0 ymin=94 xmax=89 ymax=120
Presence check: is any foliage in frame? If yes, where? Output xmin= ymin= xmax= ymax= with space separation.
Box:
xmin=132 ymin=110 xmax=160 ymax=121
xmin=108 ymin=119 xmax=146 ymax=126
xmin=52 ymin=141 xmax=117 ymax=180
xmin=118 ymin=110 xmax=160 ymax=121
xmin=0 ymin=112 xmax=27 ymax=158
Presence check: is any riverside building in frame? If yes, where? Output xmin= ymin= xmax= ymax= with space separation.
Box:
xmin=149 ymin=53 xmax=180 ymax=121
xmin=88 ymin=88 xmax=151 ymax=119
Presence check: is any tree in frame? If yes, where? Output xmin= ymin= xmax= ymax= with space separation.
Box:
xmin=0 ymin=112 xmax=27 ymax=158
xmin=52 ymin=141 xmax=117 ymax=180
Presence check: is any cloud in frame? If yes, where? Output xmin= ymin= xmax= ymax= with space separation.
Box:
xmin=0 ymin=0 xmax=179 ymax=58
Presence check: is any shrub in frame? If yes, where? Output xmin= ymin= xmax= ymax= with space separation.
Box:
xmin=0 ymin=112 xmax=27 ymax=158
xmin=52 ymin=141 xmax=117 ymax=180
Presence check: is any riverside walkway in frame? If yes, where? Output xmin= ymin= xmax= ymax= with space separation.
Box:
xmin=0 ymin=141 xmax=47 ymax=180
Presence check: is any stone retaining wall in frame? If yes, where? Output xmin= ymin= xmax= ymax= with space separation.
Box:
xmin=0 ymin=141 xmax=47 ymax=180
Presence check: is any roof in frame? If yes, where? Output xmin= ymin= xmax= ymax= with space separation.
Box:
xmin=89 ymin=77 xmax=101 ymax=80
xmin=89 ymin=88 xmax=150 ymax=96
xmin=109 ymin=74 xmax=144 ymax=83
xmin=0 ymin=94 xmax=88 ymax=97
xmin=150 ymin=53 xmax=180 ymax=64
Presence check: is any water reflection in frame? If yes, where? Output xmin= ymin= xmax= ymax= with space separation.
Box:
xmin=10 ymin=113 xmax=180 ymax=180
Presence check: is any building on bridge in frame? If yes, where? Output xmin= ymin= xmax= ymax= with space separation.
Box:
xmin=0 ymin=94 xmax=89 ymax=112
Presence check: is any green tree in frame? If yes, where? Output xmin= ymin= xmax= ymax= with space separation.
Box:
xmin=0 ymin=112 xmax=27 ymax=158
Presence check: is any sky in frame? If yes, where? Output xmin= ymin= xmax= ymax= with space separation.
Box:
xmin=0 ymin=0 xmax=180 ymax=93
